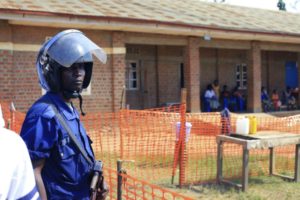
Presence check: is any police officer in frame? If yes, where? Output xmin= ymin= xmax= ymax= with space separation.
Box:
xmin=21 ymin=29 xmax=108 ymax=200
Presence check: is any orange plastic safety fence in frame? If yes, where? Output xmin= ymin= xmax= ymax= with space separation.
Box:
xmin=83 ymin=109 xmax=182 ymax=185
xmin=10 ymin=110 xmax=26 ymax=133
xmin=0 ymin=101 xmax=26 ymax=133
xmin=181 ymin=112 xmax=221 ymax=184
xmin=84 ymin=109 xmax=300 ymax=187
xmin=119 ymin=170 xmax=194 ymax=200
xmin=104 ymin=167 xmax=194 ymax=200
xmin=145 ymin=104 xmax=181 ymax=113
xmin=182 ymin=112 xmax=300 ymax=185
xmin=102 ymin=167 xmax=118 ymax=200
xmin=3 ymin=97 xmax=300 ymax=194
xmin=0 ymin=101 xmax=12 ymax=126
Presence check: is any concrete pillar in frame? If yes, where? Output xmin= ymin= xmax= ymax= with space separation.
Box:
xmin=111 ymin=32 xmax=126 ymax=111
xmin=247 ymin=41 xmax=262 ymax=112
xmin=184 ymin=37 xmax=200 ymax=112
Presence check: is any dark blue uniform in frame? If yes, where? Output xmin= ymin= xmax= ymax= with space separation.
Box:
xmin=21 ymin=92 xmax=94 ymax=200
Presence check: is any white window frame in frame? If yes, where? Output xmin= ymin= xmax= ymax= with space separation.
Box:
xmin=236 ymin=63 xmax=247 ymax=90
xmin=125 ymin=60 xmax=139 ymax=91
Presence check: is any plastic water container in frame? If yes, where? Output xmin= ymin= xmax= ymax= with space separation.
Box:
xmin=247 ymin=116 xmax=257 ymax=135
xmin=235 ymin=117 xmax=249 ymax=135
xmin=176 ymin=122 xmax=192 ymax=142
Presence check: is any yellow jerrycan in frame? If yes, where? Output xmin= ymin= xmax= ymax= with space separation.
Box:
xmin=247 ymin=116 xmax=257 ymax=135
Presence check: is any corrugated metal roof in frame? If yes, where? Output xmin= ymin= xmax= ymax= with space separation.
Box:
xmin=0 ymin=0 xmax=300 ymax=35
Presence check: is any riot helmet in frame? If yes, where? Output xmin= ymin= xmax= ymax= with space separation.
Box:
xmin=36 ymin=29 xmax=107 ymax=94
xmin=36 ymin=29 xmax=107 ymax=115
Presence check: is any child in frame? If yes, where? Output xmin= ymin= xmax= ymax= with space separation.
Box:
xmin=271 ymin=89 xmax=281 ymax=111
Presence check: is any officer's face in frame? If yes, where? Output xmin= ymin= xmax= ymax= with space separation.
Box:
xmin=61 ymin=63 xmax=86 ymax=92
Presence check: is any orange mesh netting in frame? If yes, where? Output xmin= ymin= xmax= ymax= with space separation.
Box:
xmin=83 ymin=109 xmax=181 ymax=184
xmin=104 ymin=168 xmax=194 ymax=200
xmin=3 ymin=99 xmax=300 ymax=198
xmin=83 ymin=108 xmax=300 ymax=187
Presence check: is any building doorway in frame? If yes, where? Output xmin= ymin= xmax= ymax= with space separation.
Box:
xmin=285 ymin=61 xmax=298 ymax=88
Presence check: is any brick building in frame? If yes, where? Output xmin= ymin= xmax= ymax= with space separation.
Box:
xmin=0 ymin=0 xmax=300 ymax=113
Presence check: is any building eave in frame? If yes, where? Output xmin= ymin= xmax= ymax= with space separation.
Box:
xmin=1 ymin=9 xmax=300 ymax=44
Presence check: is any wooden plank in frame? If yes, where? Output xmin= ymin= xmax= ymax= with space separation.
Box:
xmin=272 ymin=173 xmax=295 ymax=182
xmin=219 ymin=179 xmax=242 ymax=190
xmin=217 ymin=135 xmax=251 ymax=146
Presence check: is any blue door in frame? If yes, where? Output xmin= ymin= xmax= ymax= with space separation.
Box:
xmin=285 ymin=61 xmax=298 ymax=88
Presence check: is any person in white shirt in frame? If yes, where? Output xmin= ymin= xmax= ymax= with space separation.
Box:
xmin=204 ymin=84 xmax=220 ymax=111
xmin=0 ymin=106 xmax=40 ymax=200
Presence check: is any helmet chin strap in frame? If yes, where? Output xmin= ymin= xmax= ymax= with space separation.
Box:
xmin=62 ymin=90 xmax=86 ymax=116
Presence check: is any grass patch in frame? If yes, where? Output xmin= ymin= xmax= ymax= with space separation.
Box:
xmin=164 ymin=176 xmax=300 ymax=200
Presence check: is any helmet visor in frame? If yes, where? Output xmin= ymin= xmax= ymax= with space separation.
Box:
xmin=47 ymin=31 xmax=107 ymax=67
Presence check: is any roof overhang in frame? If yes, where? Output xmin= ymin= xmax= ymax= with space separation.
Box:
xmin=1 ymin=9 xmax=300 ymax=44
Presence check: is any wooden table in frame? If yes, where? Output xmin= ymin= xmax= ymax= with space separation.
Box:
xmin=216 ymin=131 xmax=300 ymax=191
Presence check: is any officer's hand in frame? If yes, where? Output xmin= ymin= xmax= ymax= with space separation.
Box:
xmin=96 ymin=176 xmax=109 ymax=200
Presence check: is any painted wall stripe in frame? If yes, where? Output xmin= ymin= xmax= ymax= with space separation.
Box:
xmin=0 ymin=42 xmax=125 ymax=54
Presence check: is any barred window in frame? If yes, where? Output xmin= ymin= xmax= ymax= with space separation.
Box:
xmin=126 ymin=60 xmax=139 ymax=90
xmin=236 ymin=63 xmax=247 ymax=89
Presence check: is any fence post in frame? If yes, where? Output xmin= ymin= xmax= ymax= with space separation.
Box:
xmin=117 ymin=159 xmax=134 ymax=200
xmin=179 ymin=88 xmax=187 ymax=187
xmin=117 ymin=160 xmax=123 ymax=200
xmin=119 ymin=110 xmax=124 ymax=160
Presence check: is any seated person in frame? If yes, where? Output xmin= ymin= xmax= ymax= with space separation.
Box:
xmin=212 ymin=79 xmax=220 ymax=101
xmin=291 ymin=87 xmax=299 ymax=103
xmin=231 ymin=86 xmax=245 ymax=111
xmin=271 ymin=89 xmax=281 ymax=111
xmin=288 ymin=95 xmax=297 ymax=110
xmin=220 ymin=85 xmax=230 ymax=109
xmin=283 ymin=86 xmax=297 ymax=110
xmin=204 ymin=84 xmax=220 ymax=111
xmin=261 ymin=86 xmax=272 ymax=112
xmin=291 ymin=87 xmax=299 ymax=109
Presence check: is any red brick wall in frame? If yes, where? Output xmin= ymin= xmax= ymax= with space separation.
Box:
xmin=125 ymin=44 xmax=183 ymax=109
xmin=12 ymin=51 xmax=40 ymax=111
xmin=247 ymin=42 xmax=262 ymax=112
xmin=262 ymin=51 xmax=297 ymax=93
xmin=157 ymin=46 xmax=183 ymax=105
xmin=0 ymin=21 xmax=13 ymax=102
xmin=200 ymin=48 xmax=247 ymax=95
xmin=111 ymin=32 xmax=126 ymax=111
xmin=0 ymin=23 xmax=298 ymax=113
xmin=0 ymin=50 xmax=13 ymax=101
xmin=126 ymin=45 xmax=157 ymax=109
xmin=4 ymin=25 xmax=115 ymax=113
xmin=185 ymin=37 xmax=200 ymax=112
xmin=200 ymin=48 xmax=217 ymax=93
